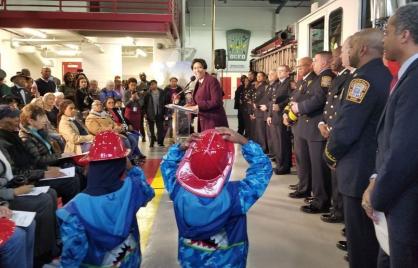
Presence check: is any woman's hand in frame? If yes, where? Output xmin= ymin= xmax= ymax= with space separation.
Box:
xmin=0 ymin=206 xmax=12 ymax=218
xmin=14 ymin=185 xmax=34 ymax=196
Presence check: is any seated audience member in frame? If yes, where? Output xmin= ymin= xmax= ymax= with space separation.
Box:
xmin=86 ymin=100 xmax=145 ymax=164
xmin=54 ymin=91 xmax=64 ymax=108
xmin=1 ymin=95 xmax=19 ymax=110
xmin=161 ymin=128 xmax=272 ymax=267
xmin=0 ymin=68 xmax=12 ymax=98
xmin=88 ymin=79 xmax=100 ymax=100
xmin=19 ymin=104 xmax=81 ymax=203
xmin=57 ymin=131 xmax=155 ymax=267
xmin=0 ymin=126 xmax=60 ymax=267
xmin=86 ymin=100 xmax=123 ymax=135
xmin=0 ymin=205 xmax=35 ymax=268
xmin=43 ymin=93 xmax=59 ymax=128
xmin=99 ymin=80 xmax=118 ymax=103
xmin=10 ymin=72 xmax=33 ymax=108
xmin=58 ymin=100 xmax=93 ymax=154
xmin=104 ymin=97 xmax=145 ymax=161
xmin=30 ymin=96 xmax=65 ymax=152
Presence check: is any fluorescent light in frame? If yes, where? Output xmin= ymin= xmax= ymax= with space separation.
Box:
xmin=11 ymin=40 xmax=20 ymax=48
xmin=22 ymin=28 xmax=47 ymax=38
xmin=136 ymin=48 xmax=147 ymax=57
xmin=64 ymin=44 xmax=79 ymax=50
xmin=55 ymin=50 xmax=80 ymax=56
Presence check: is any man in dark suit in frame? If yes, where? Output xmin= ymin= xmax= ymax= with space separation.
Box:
xmin=10 ymin=72 xmax=33 ymax=108
xmin=324 ymin=29 xmax=391 ymax=268
xmin=319 ymin=44 xmax=352 ymax=224
xmin=267 ymin=65 xmax=292 ymax=175
xmin=362 ymin=4 xmax=418 ymax=267
xmin=285 ymin=57 xmax=315 ymax=199
xmin=289 ymin=52 xmax=335 ymax=213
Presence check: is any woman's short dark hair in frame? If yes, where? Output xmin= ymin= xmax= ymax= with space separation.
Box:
xmin=103 ymin=97 xmax=115 ymax=108
xmin=127 ymin=77 xmax=137 ymax=84
xmin=191 ymin=58 xmax=208 ymax=70
xmin=20 ymin=104 xmax=46 ymax=127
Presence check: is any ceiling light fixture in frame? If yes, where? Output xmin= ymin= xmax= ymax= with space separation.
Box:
xmin=55 ymin=49 xmax=80 ymax=56
xmin=21 ymin=28 xmax=47 ymax=38
xmin=64 ymin=44 xmax=79 ymax=50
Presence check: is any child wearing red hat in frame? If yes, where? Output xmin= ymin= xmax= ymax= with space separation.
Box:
xmin=161 ymin=127 xmax=273 ymax=267
xmin=56 ymin=131 xmax=155 ymax=267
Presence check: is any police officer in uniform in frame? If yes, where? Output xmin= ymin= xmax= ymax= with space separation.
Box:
xmin=285 ymin=57 xmax=316 ymax=198
xmin=324 ymin=29 xmax=391 ymax=268
xmin=289 ymin=52 xmax=335 ymax=213
xmin=267 ymin=66 xmax=292 ymax=174
xmin=319 ymin=42 xmax=353 ymax=224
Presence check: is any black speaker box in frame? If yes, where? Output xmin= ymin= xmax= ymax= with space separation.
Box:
xmin=214 ymin=49 xmax=226 ymax=69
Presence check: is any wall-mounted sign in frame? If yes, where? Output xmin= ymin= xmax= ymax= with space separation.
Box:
xmin=226 ymin=29 xmax=251 ymax=61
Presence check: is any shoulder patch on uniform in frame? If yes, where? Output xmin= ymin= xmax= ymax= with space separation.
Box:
xmin=346 ymin=79 xmax=370 ymax=104
xmin=321 ymin=76 xmax=332 ymax=87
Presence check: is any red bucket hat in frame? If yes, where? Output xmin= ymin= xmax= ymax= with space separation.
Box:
xmin=0 ymin=218 xmax=16 ymax=247
xmin=176 ymin=129 xmax=235 ymax=198
xmin=80 ymin=131 xmax=130 ymax=163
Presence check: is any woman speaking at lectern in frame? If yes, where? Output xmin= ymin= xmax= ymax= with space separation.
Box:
xmin=187 ymin=58 xmax=228 ymax=132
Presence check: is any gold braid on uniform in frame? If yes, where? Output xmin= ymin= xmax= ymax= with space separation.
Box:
xmin=324 ymin=143 xmax=337 ymax=167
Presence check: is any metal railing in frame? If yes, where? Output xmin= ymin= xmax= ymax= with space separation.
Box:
xmin=1 ymin=0 xmax=173 ymax=14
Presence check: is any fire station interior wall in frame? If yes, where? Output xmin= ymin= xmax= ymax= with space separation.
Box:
xmin=185 ymin=4 xmax=310 ymax=72
xmin=296 ymin=0 xmax=362 ymax=58
xmin=185 ymin=4 xmax=309 ymax=115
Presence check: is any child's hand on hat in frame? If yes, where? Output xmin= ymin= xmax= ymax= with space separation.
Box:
xmin=180 ymin=133 xmax=201 ymax=151
xmin=216 ymin=127 xmax=248 ymax=145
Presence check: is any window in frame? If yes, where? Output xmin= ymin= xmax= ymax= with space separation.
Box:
xmin=310 ymin=17 xmax=325 ymax=57
xmin=329 ymin=8 xmax=343 ymax=51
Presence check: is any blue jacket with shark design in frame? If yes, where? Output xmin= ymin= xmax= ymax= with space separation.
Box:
xmin=56 ymin=167 xmax=155 ymax=268
xmin=161 ymin=141 xmax=272 ymax=268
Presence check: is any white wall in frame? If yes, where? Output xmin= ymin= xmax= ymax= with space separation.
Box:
xmin=185 ymin=5 xmax=309 ymax=72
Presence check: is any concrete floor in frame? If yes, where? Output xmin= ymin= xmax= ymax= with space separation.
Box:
xmin=138 ymin=116 xmax=348 ymax=268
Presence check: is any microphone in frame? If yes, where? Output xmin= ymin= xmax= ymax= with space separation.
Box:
xmin=184 ymin=75 xmax=196 ymax=90
xmin=177 ymin=76 xmax=196 ymax=96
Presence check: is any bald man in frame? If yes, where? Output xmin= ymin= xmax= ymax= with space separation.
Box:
xmin=324 ymin=28 xmax=391 ymax=268
xmin=289 ymin=52 xmax=335 ymax=214
xmin=285 ymin=57 xmax=315 ymax=197
xmin=35 ymin=67 xmax=56 ymax=96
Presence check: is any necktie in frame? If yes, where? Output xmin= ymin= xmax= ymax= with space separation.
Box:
xmin=389 ymin=74 xmax=399 ymax=95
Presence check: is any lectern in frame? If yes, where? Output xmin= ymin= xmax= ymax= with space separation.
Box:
xmin=165 ymin=104 xmax=198 ymax=142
